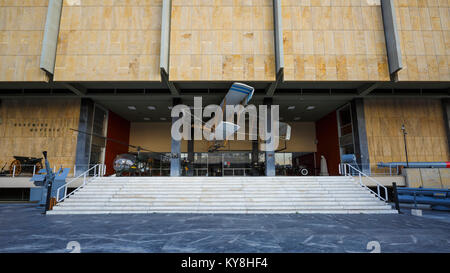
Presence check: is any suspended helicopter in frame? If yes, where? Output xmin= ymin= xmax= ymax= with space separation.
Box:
xmin=70 ymin=128 xmax=170 ymax=177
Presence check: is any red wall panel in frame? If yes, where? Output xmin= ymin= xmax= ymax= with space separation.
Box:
xmin=315 ymin=111 xmax=340 ymax=176
xmin=104 ymin=111 xmax=130 ymax=175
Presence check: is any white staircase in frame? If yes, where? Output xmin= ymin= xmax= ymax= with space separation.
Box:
xmin=47 ymin=176 xmax=397 ymax=215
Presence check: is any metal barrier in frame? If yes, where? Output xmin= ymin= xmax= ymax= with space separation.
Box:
xmin=194 ymin=168 xmax=208 ymax=176
xmin=2 ymin=164 xmax=106 ymax=178
xmin=56 ymin=164 xmax=105 ymax=203
xmin=393 ymin=184 xmax=450 ymax=212
xmin=339 ymin=163 xmax=389 ymax=202
xmin=346 ymin=163 xmax=401 ymax=176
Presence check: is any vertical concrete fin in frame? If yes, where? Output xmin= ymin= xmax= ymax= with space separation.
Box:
xmin=273 ymin=0 xmax=284 ymax=75
xmin=442 ymin=99 xmax=450 ymax=156
xmin=40 ymin=0 xmax=63 ymax=75
xmin=160 ymin=0 xmax=179 ymax=95
xmin=160 ymin=0 xmax=172 ymax=75
xmin=351 ymin=99 xmax=371 ymax=174
xmin=266 ymin=0 xmax=284 ymax=97
xmin=380 ymin=0 xmax=403 ymax=76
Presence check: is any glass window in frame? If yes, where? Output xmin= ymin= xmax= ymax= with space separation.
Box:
xmin=275 ymin=153 xmax=285 ymax=166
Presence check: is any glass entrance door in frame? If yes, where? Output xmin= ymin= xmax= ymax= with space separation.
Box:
xmin=223 ymin=152 xmax=252 ymax=176
xmin=207 ymin=153 xmax=223 ymax=176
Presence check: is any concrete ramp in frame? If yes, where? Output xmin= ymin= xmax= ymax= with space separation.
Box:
xmin=48 ymin=176 xmax=397 ymax=215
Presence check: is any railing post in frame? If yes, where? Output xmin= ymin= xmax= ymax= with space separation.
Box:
xmin=392 ymin=182 xmax=401 ymax=213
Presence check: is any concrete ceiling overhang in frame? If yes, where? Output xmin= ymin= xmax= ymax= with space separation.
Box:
xmin=0 ymin=81 xmax=448 ymax=122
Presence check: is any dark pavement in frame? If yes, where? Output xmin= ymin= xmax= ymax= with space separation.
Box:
xmin=0 ymin=203 xmax=449 ymax=253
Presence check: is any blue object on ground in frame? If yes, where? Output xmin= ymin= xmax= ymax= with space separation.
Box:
xmin=29 ymin=168 xmax=70 ymax=205
xmin=397 ymin=187 xmax=450 ymax=211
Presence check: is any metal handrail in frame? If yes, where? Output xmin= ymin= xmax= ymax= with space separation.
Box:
xmin=339 ymin=163 xmax=389 ymax=202
xmin=56 ymin=164 xmax=105 ymax=203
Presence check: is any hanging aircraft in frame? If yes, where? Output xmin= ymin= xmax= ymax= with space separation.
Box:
xmin=192 ymin=82 xmax=291 ymax=152
xmin=70 ymin=82 xmax=292 ymax=175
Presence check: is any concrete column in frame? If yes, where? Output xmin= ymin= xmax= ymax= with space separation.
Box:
xmin=264 ymin=98 xmax=276 ymax=177
xmin=251 ymin=140 xmax=259 ymax=176
xmin=442 ymin=99 xmax=450 ymax=156
xmin=187 ymin=124 xmax=194 ymax=176
xmin=350 ymin=99 xmax=371 ymax=174
xmin=170 ymin=98 xmax=182 ymax=177
xmin=74 ymin=99 xmax=94 ymax=176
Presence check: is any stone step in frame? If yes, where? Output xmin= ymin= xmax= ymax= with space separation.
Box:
xmin=84 ymin=185 xmax=360 ymax=189
xmin=64 ymin=196 xmax=377 ymax=202
xmin=90 ymin=181 xmax=356 ymax=185
xmin=79 ymin=188 xmax=365 ymax=195
xmin=85 ymin=184 xmax=359 ymax=189
xmin=47 ymin=209 xmax=397 ymax=215
xmin=57 ymin=202 xmax=386 ymax=208
xmin=73 ymin=191 xmax=370 ymax=196
xmin=86 ymin=183 xmax=358 ymax=186
xmin=76 ymin=190 xmax=373 ymax=198
xmin=52 ymin=204 xmax=392 ymax=211
xmin=90 ymin=179 xmax=355 ymax=183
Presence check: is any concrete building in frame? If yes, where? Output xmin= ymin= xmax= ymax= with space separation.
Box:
xmin=0 ymin=0 xmax=449 ymax=201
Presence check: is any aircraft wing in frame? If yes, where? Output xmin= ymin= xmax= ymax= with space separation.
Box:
xmin=206 ymin=83 xmax=255 ymax=138
xmin=220 ymin=82 xmax=255 ymax=108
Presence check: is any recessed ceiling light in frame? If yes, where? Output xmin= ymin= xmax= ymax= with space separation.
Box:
xmin=127 ymin=106 xmax=136 ymax=110
xmin=144 ymin=117 xmax=150 ymax=121
xmin=288 ymin=106 xmax=296 ymax=110
xmin=147 ymin=106 xmax=156 ymax=110
xmin=294 ymin=117 xmax=301 ymax=121
xmin=160 ymin=117 xmax=167 ymax=121
xmin=306 ymin=106 xmax=316 ymax=111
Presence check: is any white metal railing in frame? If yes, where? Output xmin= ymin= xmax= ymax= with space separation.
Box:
xmin=339 ymin=163 xmax=388 ymax=202
xmin=56 ymin=164 xmax=105 ymax=203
